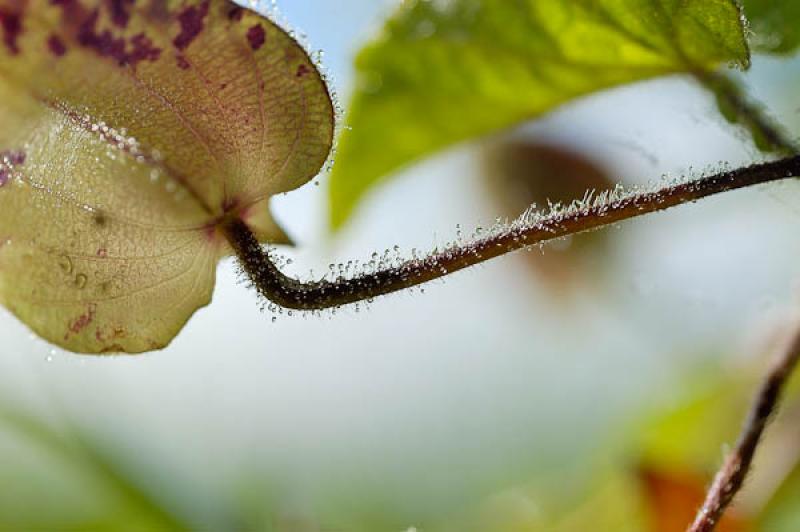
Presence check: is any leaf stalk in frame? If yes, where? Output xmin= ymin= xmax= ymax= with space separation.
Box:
xmin=225 ymin=156 xmax=800 ymax=310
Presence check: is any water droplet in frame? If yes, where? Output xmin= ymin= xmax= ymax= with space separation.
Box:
xmin=58 ymin=255 xmax=73 ymax=274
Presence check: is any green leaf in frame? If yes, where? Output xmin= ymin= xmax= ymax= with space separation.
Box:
xmin=0 ymin=405 xmax=187 ymax=530
xmin=0 ymin=0 xmax=334 ymax=353
xmin=328 ymin=0 xmax=750 ymax=229
xmin=741 ymin=0 xmax=800 ymax=54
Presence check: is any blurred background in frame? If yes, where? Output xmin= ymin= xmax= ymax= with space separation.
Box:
xmin=2 ymin=0 xmax=800 ymax=530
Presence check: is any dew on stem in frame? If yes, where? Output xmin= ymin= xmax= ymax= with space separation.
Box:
xmin=227 ymin=155 xmax=800 ymax=313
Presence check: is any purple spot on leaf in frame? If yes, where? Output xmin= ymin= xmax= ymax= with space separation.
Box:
xmin=296 ymin=64 xmax=310 ymax=78
xmin=173 ymin=0 xmax=209 ymax=51
xmin=108 ymin=0 xmax=135 ymax=28
xmin=48 ymin=35 xmax=67 ymax=56
xmin=0 ymin=8 xmax=22 ymax=55
xmin=2 ymin=150 xmax=25 ymax=166
xmin=0 ymin=149 xmax=22 ymax=188
xmin=128 ymin=33 xmax=161 ymax=63
xmin=78 ymin=10 xmax=160 ymax=66
xmin=246 ymin=24 xmax=265 ymax=51
xmin=227 ymin=7 xmax=243 ymax=21
xmin=176 ymin=54 xmax=190 ymax=70
xmin=78 ymin=10 xmax=119 ymax=54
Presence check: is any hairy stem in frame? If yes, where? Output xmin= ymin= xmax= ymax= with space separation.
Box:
xmin=225 ymin=155 xmax=800 ymax=310
xmin=688 ymin=321 xmax=800 ymax=532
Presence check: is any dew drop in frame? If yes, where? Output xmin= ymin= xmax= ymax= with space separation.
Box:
xmin=58 ymin=255 xmax=73 ymax=274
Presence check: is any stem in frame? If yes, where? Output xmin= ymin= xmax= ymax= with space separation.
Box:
xmin=688 ymin=321 xmax=800 ymax=532
xmin=695 ymin=71 xmax=798 ymax=155
xmin=224 ymin=155 xmax=800 ymax=310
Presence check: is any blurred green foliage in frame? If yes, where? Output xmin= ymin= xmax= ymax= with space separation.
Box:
xmin=0 ymin=406 xmax=185 ymax=531
xmin=743 ymin=0 xmax=800 ymax=55
xmin=5 ymin=361 xmax=800 ymax=531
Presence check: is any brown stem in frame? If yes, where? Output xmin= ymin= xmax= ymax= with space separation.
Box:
xmin=224 ymin=155 xmax=800 ymax=310
xmin=688 ymin=321 xmax=800 ymax=532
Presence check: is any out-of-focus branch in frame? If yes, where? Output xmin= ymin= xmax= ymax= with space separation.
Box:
xmin=688 ymin=320 xmax=800 ymax=532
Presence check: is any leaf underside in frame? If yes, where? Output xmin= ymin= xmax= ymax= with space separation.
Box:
xmin=0 ymin=0 xmax=334 ymax=353
xmin=328 ymin=0 xmax=751 ymax=228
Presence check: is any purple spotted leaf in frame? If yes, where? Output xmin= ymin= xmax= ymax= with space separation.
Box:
xmin=0 ymin=0 xmax=334 ymax=353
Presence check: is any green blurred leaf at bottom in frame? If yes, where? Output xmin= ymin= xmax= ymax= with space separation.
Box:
xmin=0 ymin=406 xmax=187 ymax=531
xmin=329 ymin=0 xmax=750 ymax=228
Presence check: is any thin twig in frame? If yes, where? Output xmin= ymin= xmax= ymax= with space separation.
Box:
xmin=688 ymin=320 xmax=800 ymax=532
xmin=224 ymin=155 xmax=800 ymax=310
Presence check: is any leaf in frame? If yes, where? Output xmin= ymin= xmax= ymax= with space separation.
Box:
xmin=759 ymin=459 xmax=800 ymax=532
xmin=328 ymin=0 xmax=750 ymax=229
xmin=0 ymin=0 xmax=334 ymax=353
xmin=444 ymin=475 xmax=647 ymax=532
xmin=741 ymin=0 xmax=800 ymax=54
xmin=0 ymin=405 xmax=187 ymax=530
